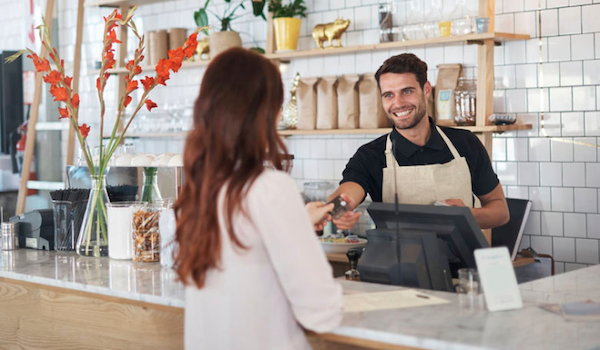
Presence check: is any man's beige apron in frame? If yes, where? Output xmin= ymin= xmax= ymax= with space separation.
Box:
xmin=382 ymin=126 xmax=489 ymax=242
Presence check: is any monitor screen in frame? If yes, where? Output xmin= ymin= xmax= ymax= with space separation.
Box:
xmin=358 ymin=202 xmax=489 ymax=292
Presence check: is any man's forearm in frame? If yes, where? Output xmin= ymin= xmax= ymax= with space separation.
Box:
xmin=471 ymin=199 xmax=510 ymax=229
xmin=328 ymin=182 xmax=366 ymax=209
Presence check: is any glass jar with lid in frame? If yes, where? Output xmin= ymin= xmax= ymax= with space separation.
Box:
xmin=454 ymin=77 xmax=477 ymax=126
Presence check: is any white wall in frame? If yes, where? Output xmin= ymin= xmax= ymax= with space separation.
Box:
xmin=1 ymin=0 xmax=597 ymax=273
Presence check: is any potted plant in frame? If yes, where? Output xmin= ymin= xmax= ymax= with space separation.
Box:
xmin=269 ymin=0 xmax=307 ymax=52
xmin=194 ymin=0 xmax=247 ymax=57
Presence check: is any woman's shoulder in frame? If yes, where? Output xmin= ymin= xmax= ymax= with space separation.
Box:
xmin=250 ymin=169 xmax=298 ymax=196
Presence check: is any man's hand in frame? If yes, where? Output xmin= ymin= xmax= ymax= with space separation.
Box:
xmin=440 ymin=199 xmax=466 ymax=207
xmin=331 ymin=193 xmax=362 ymax=231
xmin=305 ymin=201 xmax=334 ymax=231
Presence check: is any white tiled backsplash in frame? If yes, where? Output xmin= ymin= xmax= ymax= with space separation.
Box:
xmin=0 ymin=0 xmax=598 ymax=273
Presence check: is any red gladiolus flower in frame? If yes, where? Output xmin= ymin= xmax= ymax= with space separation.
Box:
xmin=50 ymin=85 xmax=68 ymax=102
xmin=123 ymin=95 xmax=132 ymax=107
xmin=126 ymin=79 xmax=138 ymax=93
xmin=43 ymin=70 xmax=61 ymax=85
xmin=145 ymin=99 xmax=158 ymax=111
xmin=134 ymin=65 xmax=142 ymax=75
xmin=49 ymin=52 xmax=56 ymax=62
xmin=64 ymin=76 xmax=72 ymax=88
xmin=141 ymin=76 xmax=155 ymax=91
xmin=71 ymin=94 xmax=80 ymax=108
xmin=96 ymin=77 xmax=102 ymax=91
xmin=79 ymin=124 xmax=91 ymax=138
xmin=183 ymin=33 xmax=198 ymax=58
xmin=58 ymin=107 xmax=69 ymax=119
xmin=156 ymin=74 xmax=169 ymax=86
xmin=168 ymin=48 xmax=184 ymax=72
xmin=107 ymin=30 xmax=121 ymax=44
xmin=27 ymin=54 xmax=50 ymax=72
xmin=105 ymin=50 xmax=116 ymax=69
xmin=156 ymin=58 xmax=171 ymax=76
xmin=126 ymin=60 xmax=134 ymax=70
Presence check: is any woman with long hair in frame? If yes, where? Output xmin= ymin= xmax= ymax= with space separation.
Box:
xmin=174 ymin=48 xmax=343 ymax=349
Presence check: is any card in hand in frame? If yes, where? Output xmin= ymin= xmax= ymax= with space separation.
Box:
xmin=327 ymin=195 xmax=350 ymax=219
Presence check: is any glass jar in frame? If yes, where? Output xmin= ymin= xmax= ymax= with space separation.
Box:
xmin=454 ymin=77 xmax=477 ymax=126
xmin=132 ymin=204 xmax=161 ymax=262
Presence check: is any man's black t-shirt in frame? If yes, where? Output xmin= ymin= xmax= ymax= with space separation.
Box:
xmin=340 ymin=118 xmax=499 ymax=203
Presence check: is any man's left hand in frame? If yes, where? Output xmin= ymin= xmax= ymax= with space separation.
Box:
xmin=440 ymin=199 xmax=466 ymax=207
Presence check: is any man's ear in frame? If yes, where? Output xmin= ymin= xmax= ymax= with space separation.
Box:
xmin=423 ymin=81 xmax=432 ymax=98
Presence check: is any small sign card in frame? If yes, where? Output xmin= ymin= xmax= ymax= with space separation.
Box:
xmin=474 ymin=247 xmax=523 ymax=312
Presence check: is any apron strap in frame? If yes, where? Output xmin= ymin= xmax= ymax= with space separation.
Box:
xmin=435 ymin=126 xmax=461 ymax=159
xmin=384 ymin=134 xmax=395 ymax=168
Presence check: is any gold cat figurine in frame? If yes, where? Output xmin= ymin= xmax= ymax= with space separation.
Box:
xmin=312 ymin=18 xmax=351 ymax=49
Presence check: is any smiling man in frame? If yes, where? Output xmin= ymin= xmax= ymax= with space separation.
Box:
xmin=329 ymin=53 xmax=509 ymax=231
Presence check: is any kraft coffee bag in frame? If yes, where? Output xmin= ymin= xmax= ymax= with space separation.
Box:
xmin=297 ymin=77 xmax=320 ymax=130
xmin=359 ymin=73 xmax=388 ymax=129
xmin=316 ymin=76 xmax=338 ymax=129
xmin=337 ymin=74 xmax=361 ymax=129
xmin=435 ymin=64 xmax=462 ymax=126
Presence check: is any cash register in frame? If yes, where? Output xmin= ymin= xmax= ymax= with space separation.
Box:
xmin=9 ymin=209 xmax=54 ymax=250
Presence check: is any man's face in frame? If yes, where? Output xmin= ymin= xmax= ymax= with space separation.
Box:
xmin=379 ymin=72 xmax=431 ymax=130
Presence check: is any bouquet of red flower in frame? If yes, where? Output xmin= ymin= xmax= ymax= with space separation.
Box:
xmin=7 ymin=7 xmax=200 ymax=257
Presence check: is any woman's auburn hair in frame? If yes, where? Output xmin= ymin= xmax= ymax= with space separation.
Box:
xmin=174 ymin=47 xmax=287 ymax=288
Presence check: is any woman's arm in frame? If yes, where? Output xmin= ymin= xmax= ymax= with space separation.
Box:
xmin=248 ymin=171 xmax=343 ymax=333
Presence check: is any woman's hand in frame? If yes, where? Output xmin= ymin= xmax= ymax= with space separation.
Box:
xmin=305 ymin=201 xmax=335 ymax=231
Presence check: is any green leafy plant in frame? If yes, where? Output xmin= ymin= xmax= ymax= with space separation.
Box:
xmin=195 ymin=0 xmax=263 ymax=32
xmin=194 ymin=0 xmax=211 ymax=35
xmin=268 ymin=0 xmax=307 ymax=19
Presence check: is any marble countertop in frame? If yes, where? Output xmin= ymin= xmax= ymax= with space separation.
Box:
xmin=1 ymin=250 xmax=599 ymax=350
xmin=0 ymin=250 xmax=184 ymax=308
xmin=335 ymin=268 xmax=600 ymax=350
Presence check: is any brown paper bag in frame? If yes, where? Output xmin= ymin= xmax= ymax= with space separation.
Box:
xmin=435 ymin=64 xmax=463 ymax=126
xmin=297 ymin=77 xmax=320 ymax=130
xmin=337 ymin=74 xmax=361 ymax=129
xmin=359 ymin=73 xmax=388 ymax=129
xmin=150 ymin=30 xmax=168 ymax=66
xmin=168 ymin=28 xmax=187 ymax=50
xmin=316 ymin=76 xmax=338 ymax=129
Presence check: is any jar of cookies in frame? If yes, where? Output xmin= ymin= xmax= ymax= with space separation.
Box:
xmin=132 ymin=204 xmax=161 ymax=262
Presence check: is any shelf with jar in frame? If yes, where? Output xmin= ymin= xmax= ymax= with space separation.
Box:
xmin=265 ymin=32 xmax=529 ymax=61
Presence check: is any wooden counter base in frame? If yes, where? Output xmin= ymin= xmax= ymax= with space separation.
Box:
xmin=0 ymin=277 xmax=183 ymax=350
xmin=0 ymin=277 xmax=385 ymax=350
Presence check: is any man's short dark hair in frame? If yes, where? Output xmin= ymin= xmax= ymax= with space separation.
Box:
xmin=374 ymin=53 xmax=428 ymax=89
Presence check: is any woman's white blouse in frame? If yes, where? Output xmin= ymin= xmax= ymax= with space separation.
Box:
xmin=185 ymin=169 xmax=343 ymax=350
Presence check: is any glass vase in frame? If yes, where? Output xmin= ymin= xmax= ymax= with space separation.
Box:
xmin=141 ymin=167 xmax=162 ymax=204
xmin=76 ymin=174 xmax=109 ymax=257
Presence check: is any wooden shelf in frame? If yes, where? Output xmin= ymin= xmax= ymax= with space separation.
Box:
xmin=279 ymin=124 xmax=531 ymax=136
xmin=265 ymin=32 xmax=531 ymax=61
xmin=90 ymin=32 xmax=529 ymax=75
xmin=102 ymin=132 xmax=188 ymax=138
xmin=85 ymin=0 xmax=174 ymax=7
xmin=109 ymin=124 xmax=531 ymax=138
xmin=91 ymin=59 xmax=210 ymax=75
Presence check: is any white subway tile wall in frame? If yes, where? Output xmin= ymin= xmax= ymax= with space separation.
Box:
xmin=1 ymin=0 xmax=597 ymax=272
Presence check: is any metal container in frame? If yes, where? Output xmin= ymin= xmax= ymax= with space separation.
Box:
xmin=1 ymin=222 xmax=19 ymax=250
